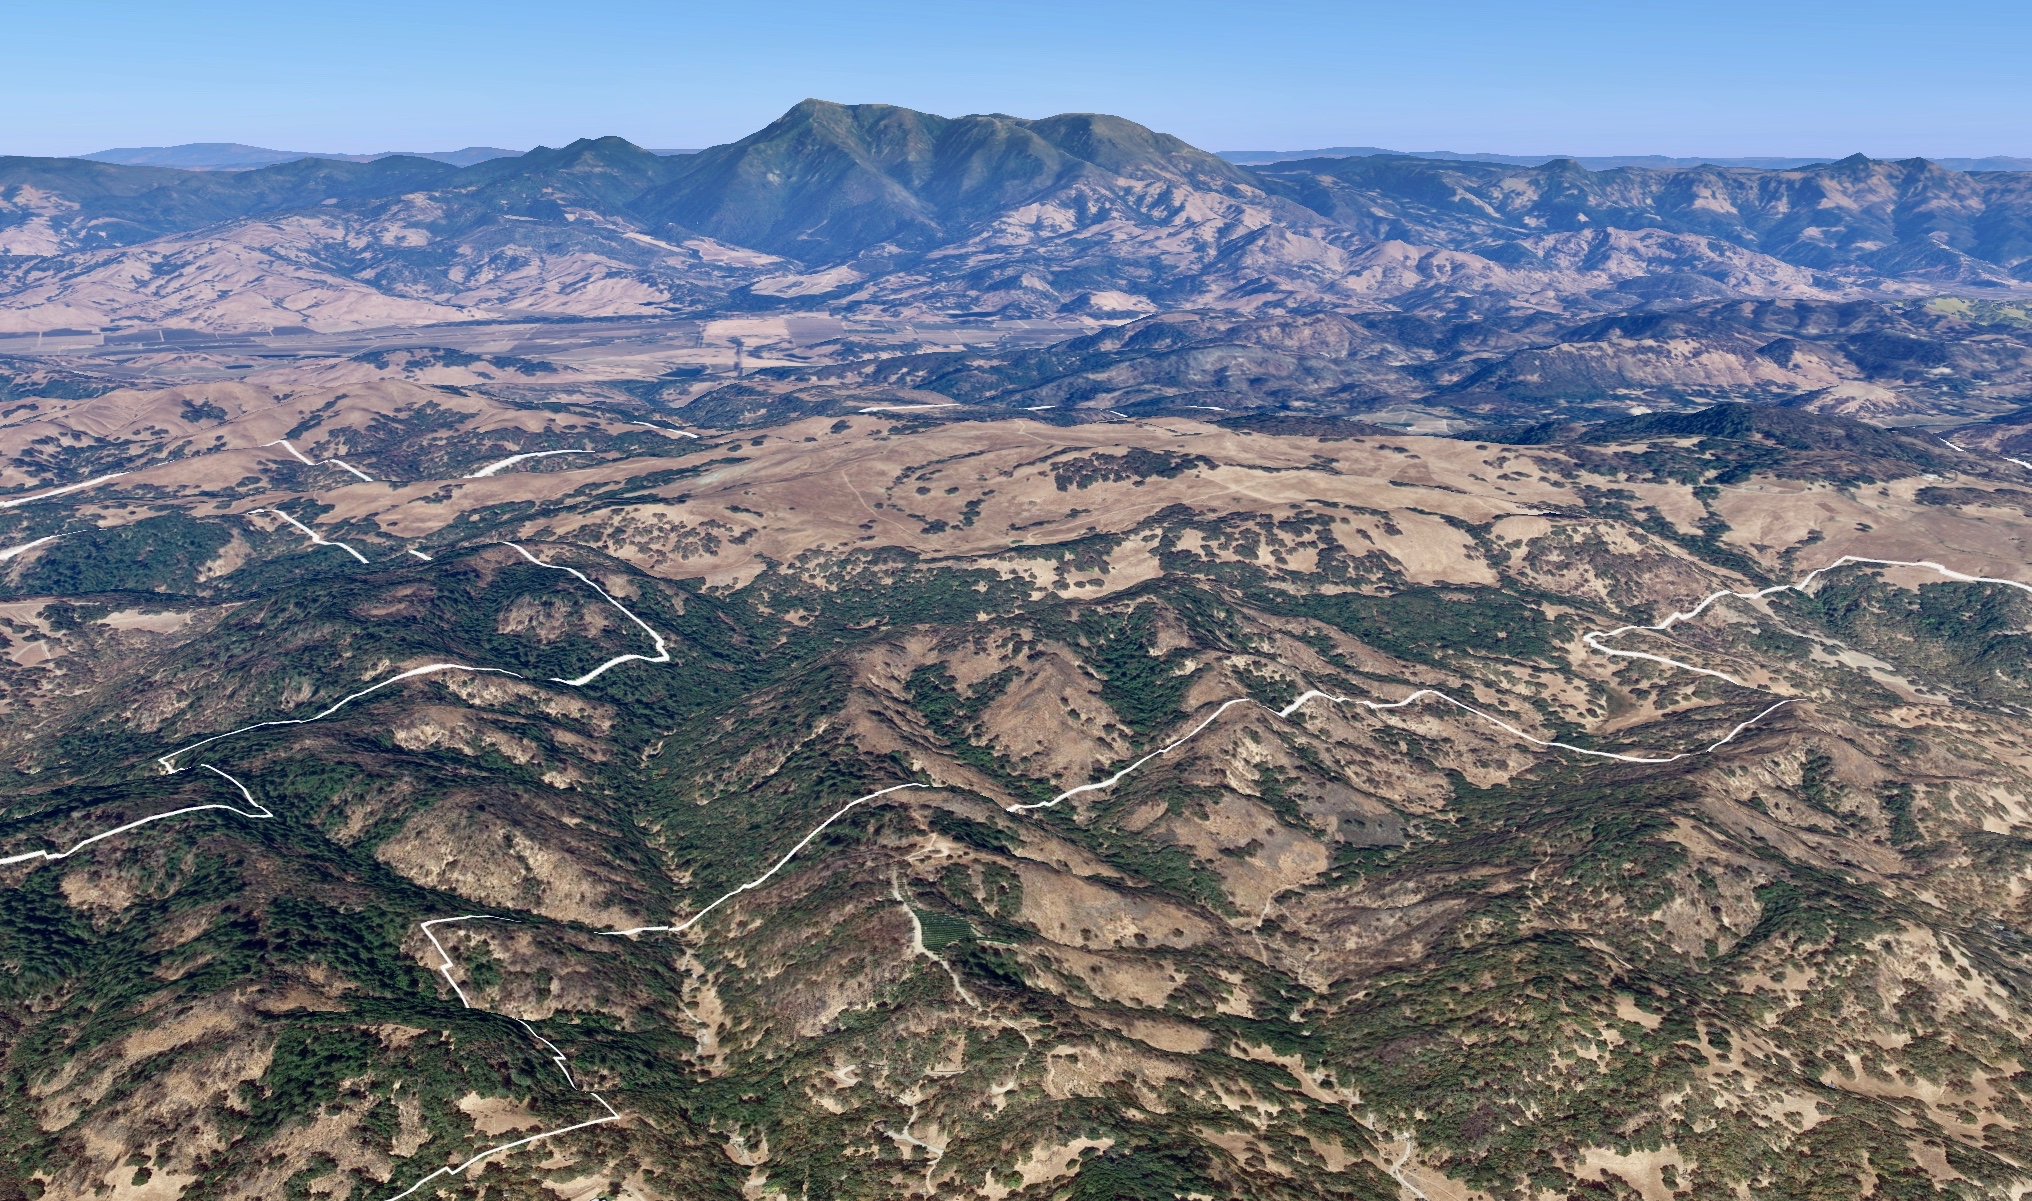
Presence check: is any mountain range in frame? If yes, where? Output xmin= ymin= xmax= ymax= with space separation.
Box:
xmin=77 ymin=143 xmax=529 ymax=170
xmin=1220 ymin=147 xmax=2032 ymax=172
xmin=9 ymin=98 xmax=2032 ymax=1201
xmin=76 ymin=143 xmax=707 ymax=171
xmin=0 ymin=99 xmax=2027 ymax=346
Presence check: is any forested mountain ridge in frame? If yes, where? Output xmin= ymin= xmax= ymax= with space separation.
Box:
xmin=3 ymin=101 xmax=2030 ymax=338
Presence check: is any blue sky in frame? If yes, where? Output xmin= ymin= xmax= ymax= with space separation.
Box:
xmin=5 ymin=0 xmax=2026 ymax=158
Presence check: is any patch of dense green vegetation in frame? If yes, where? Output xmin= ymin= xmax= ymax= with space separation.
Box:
xmin=1040 ymin=600 xmax=1203 ymax=735
xmin=1780 ymin=575 xmax=2032 ymax=709
xmin=912 ymin=908 xmax=973 ymax=951
xmin=1291 ymin=584 xmax=1564 ymax=669
xmin=1052 ymin=447 xmax=1213 ymax=490
xmin=9 ymin=513 xmax=231 ymax=596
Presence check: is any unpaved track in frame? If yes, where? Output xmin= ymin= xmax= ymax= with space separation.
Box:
xmin=379 ymin=917 xmax=624 ymax=1201
xmin=154 ymin=541 xmax=668 ymax=773
xmin=465 ymin=448 xmax=595 ymax=478
xmin=265 ymin=438 xmax=376 ymax=482
xmin=252 ymin=507 xmax=371 ymax=563
xmin=10 ymin=444 xmax=2030 ymax=1196
xmin=0 ymin=471 xmax=128 ymax=509
xmin=0 ymin=764 xmax=265 ymax=866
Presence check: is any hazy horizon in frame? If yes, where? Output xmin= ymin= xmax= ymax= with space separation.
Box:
xmin=53 ymin=133 xmax=2032 ymax=166
xmin=6 ymin=0 xmax=2029 ymax=160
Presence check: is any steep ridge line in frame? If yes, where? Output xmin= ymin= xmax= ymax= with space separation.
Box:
xmin=155 ymin=541 xmax=670 ymax=773
xmin=383 ymin=915 xmax=623 ymax=1201
xmin=0 ymin=764 xmax=266 ymax=867
xmin=265 ymin=438 xmax=376 ymax=483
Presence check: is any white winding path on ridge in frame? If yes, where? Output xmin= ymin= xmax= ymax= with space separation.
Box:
xmin=598 ymin=554 xmax=2031 ymax=940
xmin=1583 ymin=556 xmax=2032 ymax=685
xmin=156 ymin=662 xmax=524 ymax=774
xmin=628 ymin=421 xmax=701 ymax=440
xmin=0 ymin=472 xmax=129 ymax=509
xmin=8 ymin=528 xmax=662 ymax=1194
xmin=382 ymin=916 xmax=622 ymax=1201
xmin=12 ymin=446 xmax=2029 ymax=1191
xmin=464 ymin=448 xmax=595 ymax=478
xmin=154 ymin=541 xmax=669 ymax=773
xmin=265 ymin=438 xmax=376 ymax=483
xmin=602 ymin=783 xmax=929 ymax=937
xmin=1006 ymin=557 xmax=2030 ymax=813
xmin=0 ymin=765 xmax=265 ymax=866
xmin=498 ymin=542 xmax=671 ymax=685
xmin=1005 ymin=694 xmax=1799 ymax=815
xmin=0 ymin=534 xmax=61 ymax=561
xmin=1940 ymin=435 xmax=2032 ymax=474
xmin=252 ymin=507 xmax=371 ymax=564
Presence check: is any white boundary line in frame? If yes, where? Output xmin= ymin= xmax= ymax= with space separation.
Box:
xmin=1005 ymin=693 xmax=1798 ymax=814
xmin=251 ymin=507 xmax=370 ymax=564
xmin=265 ymin=438 xmax=375 ymax=483
xmin=0 ymin=765 xmax=267 ymax=866
xmin=385 ymin=916 xmax=622 ymax=1201
xmin=1584 ymin=556 xmax=2032 ymax=685
xmin=1006 ymin=557 xmax=2029 ymax=813
xmin=0 ymin=534 xmax=61 ymax=561
xmin=0 ymin=472 xmax=128 ymax=509
xmin=1938 ymin=434 xmax=2032 ymax=473
xmin=13 ymin=452 xmax=2024 ymax=1186
xmin=380 ymin=1099 xmax=621 ymax=1201
xmin=628 ymin=421 xmax=701 ymax=440
xmin=603 ymin=783 xmax=927 ymax=936
xmin=155 ymin=662 xmax=524 ymax=774
xmin=598 ymin=554 xmax=2030 ymax=931
xmin=497 ymin=542 xmax=671 ymax=685
xmin=465 ymin=449 xmax=595 ymax=479
xmin=154 ymin=542 xmax=669 ymax=773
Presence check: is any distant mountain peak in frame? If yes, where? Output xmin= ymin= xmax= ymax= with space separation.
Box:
xmin=1220 ymin=147 xmax=2032 ymax=173
xmin=76 ymin=142 xmax=523 ymax=170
